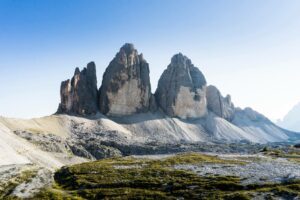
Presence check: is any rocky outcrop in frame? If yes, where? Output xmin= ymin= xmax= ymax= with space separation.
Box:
xmin=57 ymin=62 xmax=98 ymax=115
xmin=99 ymin=43 xmax=151 ymax=116
xmin=155 ymin=53 xmax=207 ymax=119
xmin=206 ymin=85 xmax=235 ymax=121
xmin=234 ymin=107 xmax=268 ymax=122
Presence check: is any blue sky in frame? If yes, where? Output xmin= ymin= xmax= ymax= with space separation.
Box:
xmin=0 ymin=0 xmax=300 ymax=120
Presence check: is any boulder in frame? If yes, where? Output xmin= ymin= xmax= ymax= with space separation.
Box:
xmin=99 ymin=43 xmax=151 ymax=116
xmin=57 ymin=62 xmax=98 ymax=115
xmin=206 ymin=85 xmax=235 ymax=121
xmin=155 ymin=53 xmax=207 ymax=119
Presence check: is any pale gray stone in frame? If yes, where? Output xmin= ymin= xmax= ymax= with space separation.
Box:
xmin=155 ymin=53 xmax=207 ymax=119
xmin=99 ymin=43 xmax=151 ymax=116
xmin=206 ymin=85 xmax=235 ymax=121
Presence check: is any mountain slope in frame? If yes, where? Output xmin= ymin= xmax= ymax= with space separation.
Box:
xmin=0 ymin=110 xmax=297 ymax=149
xmin=277 ymin=102 xmax=300 ymax=132
xmin=232 ymin=108 xmax=290 ymax=143
xmin=0 ymin=116 xmax=87 ymax=169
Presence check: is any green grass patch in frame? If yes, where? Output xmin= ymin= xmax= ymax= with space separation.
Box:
xmin=262 ymin=147 xmax=300 ymax=163
xmin=31 ymin=152 xmax=300 ymax=199
xmin=0 ymin=169 xmax=37 ymax=199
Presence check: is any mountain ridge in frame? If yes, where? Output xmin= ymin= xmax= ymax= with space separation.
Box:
xmin=53 ymin=43 xmax=299 ymax=144
xmin=0 ymin=43 xmax=298 ymax=172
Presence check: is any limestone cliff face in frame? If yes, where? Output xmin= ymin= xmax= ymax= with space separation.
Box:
xmin=57 ymin=62 xmax=98 ymax=115
xmin=99 ymin=43 xmax=151 ymax=116
xmin=206 ymin=85 xmax=235 ymax=121
xmin=155 ymin=53 xmax=207 ymax=119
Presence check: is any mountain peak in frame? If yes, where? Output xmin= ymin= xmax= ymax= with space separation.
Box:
xmin=170 ymin=53 xmax=192 ymax=68
xmin=57 ymin=62 xmax=98 ymax=115
xmin=120 ymin=43 xmax=136 ymax=55
xmin=155 ymin=54 xmax=207 ymax=119
xmin=99 ymin=44 xmax=152 ymax=116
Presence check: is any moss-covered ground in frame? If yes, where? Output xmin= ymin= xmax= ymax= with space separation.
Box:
xmin=0 ymin=169 xmax=37 ymax=200
xmin=262 ymin=146 xmax=300 ymax=163
xmin=27 ymin=152 xmax=300 ymax=200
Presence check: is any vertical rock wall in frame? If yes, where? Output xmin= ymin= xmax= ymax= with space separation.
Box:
xmin=57 ymin=62 xmax=98 ymax=115
xmin=206 ymin=85 xmax=235 ymax=121
xmin=99 ymin=43 xmax=152 ymax=116
xmin=155 ymin=53 xmax=207 ymax=119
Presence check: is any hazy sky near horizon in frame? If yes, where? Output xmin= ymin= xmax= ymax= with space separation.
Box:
xmin=0 ymin=0 xmax=300 ymax=121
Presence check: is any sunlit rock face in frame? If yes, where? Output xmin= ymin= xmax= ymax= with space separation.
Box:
xmin=57 ymin=62 xmax=98 ymax=115
xmin=99 ymin=43 xmax=151 ymax=116
xmin=206 ymin=85 xmax=235 ymax=121
xmin=155 ymin=53 xmax=207 ymax=119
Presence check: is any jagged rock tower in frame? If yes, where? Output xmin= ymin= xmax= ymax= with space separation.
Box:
xmin=56 ymin=44 xmax=234 ymax=121
xmin=206 ymin=85 xmax=235 ymax=121
xmin=57 ymin=62 xmax=98 ymax=115
xmin=155 ymin=53 xmax=207 ymax=119
xmin=99 ymin=43 xmax=152 ymax=116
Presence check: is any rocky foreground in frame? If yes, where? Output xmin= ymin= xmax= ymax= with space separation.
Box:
xmin=0 ymin=113 xmax=300 ymax=199
xmin=1 ymin=150 xmax=300 ymax=199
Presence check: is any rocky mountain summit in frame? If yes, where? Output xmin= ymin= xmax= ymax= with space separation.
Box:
xmin=155 ymin=53 xmax=207 ymax=119
xmin=54 ymin=43 xmax=299 ymax=145
xmin=99 ymin=43 xmax=152 ymax=116
xmin=57 ymin=62 xmax=98 ymax=115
